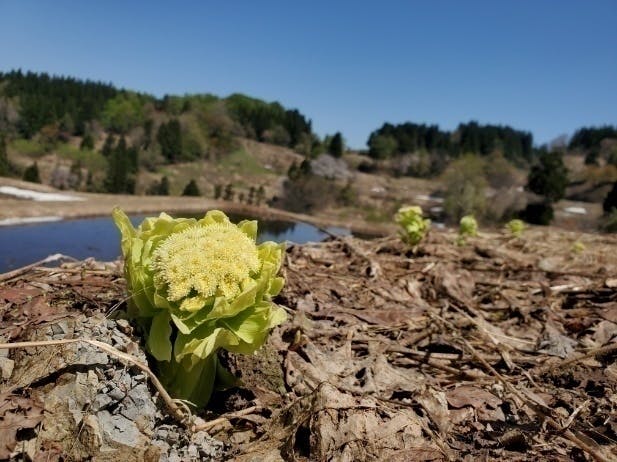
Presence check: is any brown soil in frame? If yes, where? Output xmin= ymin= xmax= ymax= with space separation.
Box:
xmin=1 ymin=228 xmax=616 ymax=460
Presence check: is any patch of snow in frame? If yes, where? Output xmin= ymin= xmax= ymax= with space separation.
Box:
xmin=0 ymin=186 xmax=84 ymax=202
xmin=0 ymin=216 xmax=63 ymax=226
xmin=563 ymin=206 xmax=587 ymax=215
xmin=371 ymin=186 xmax=385 ymax=194
xmin=415 ymin=194 xmax=444 ymax=203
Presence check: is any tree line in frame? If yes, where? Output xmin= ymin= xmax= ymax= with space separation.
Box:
xmin=367 ymin=121 xmax=533 ymax=165
xmin=0 ymin=70 xmax=315 ymax=152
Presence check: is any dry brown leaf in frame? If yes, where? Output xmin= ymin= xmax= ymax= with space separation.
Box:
xmin=446 ymin=385 xmax=502 ymax=410
xmin=0 ymin=394 xmax=44 ymax=459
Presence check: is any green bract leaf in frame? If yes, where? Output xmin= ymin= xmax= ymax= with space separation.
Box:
xmin=113 ymin=207 xmax=287 ymax=407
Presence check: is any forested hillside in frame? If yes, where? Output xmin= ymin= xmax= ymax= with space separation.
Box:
xmin=1 ymin=70 xmax=616 ymax=231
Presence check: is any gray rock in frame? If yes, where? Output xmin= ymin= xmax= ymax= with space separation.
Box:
xmin=192 ymin=431 xmax=225 ymax=459
xmin=74 ymin=344 xmax=109 ymax=366
xmin=92 ymin=394 xmax=113 ymax=411
xmin=51 ymin=321 xmax=69 ymax=336
xmin=166 ymin=430 xmax=180 ymax=444
xmin=120 ymin=383 xmax=157 ymax=429
xmin=167 ymin=449 xmax=182 ymax=462
xmin=151 ymin=439 xmax=171 ymax=461
xmin=187 ymin=444 xmax=199 ymax=458
xmin=108 ymin=387 xmax=126 ymax=401
xmin=97 ymin=410 xmax=143 ymax=448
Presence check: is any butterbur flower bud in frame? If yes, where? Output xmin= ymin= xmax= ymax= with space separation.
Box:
xmin=113 ymin=208 xmax=286 ymax=407
xmin=505 ymin=219 xmax=525 ymax=237
xmin=394 ymin=205 xmax=431 ymax=245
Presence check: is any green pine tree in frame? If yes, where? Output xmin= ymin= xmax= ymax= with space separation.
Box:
xmin=101 ymin=133 xmax=115 ymax=157
xmin=0 ymin=133 xmax=10 ymax=176
xmin=182 ymin=179 xmax=200 ymax=196
xmin=329 ymin=132 xmax=344 ymax=158
xmin=23 ymin=162 xmax=41 ymax=183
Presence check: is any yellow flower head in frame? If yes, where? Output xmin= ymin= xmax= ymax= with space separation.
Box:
xmin=152 ymin=222 xmax=260 ymax=301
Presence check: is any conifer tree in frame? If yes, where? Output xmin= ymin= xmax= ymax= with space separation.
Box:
xmin=0 ymin=133 xmax=10 ymax=176
xmin=329 ymin=132 xmax=344 ymax=158
xmin=182 ymin=179 xmax=201 ymax=196
xmin=101 ymin=133 xmax=115 ymax=157
xmin=157 ymin=119 xmax=182 ymax=162
xmin=604 ymin=181 xmax=617 ymax=213
xmin=158 ymin=176 xmax=170 ymax=195
xmin=23 ymin=162 xmax=41 ymax=183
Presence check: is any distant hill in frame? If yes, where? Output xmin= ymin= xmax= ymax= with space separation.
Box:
xmin=0 ymin=70 xmax=616 ymax=232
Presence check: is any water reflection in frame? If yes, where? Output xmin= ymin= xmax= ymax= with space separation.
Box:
xmin=0 ymin=213 xmax=349 ymax=272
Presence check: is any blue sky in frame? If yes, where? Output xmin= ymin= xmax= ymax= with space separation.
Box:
xmin=1 ymin=1 xmax=615 ymax=148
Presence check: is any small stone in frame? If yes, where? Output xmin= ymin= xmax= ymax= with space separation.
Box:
xmin=166 ymin=430 xmax=180 ymax=444
xmin=187 ymin=445 xmax=198 ymax=458
xmin=167 ymin=449 xmax=182 ymax=462
xmin=0 ymin=357 xmax=14 ymax=380
xmin=111 ymin=335 xmax=126 ymax=347
xmin=92 ymin=394 xmax=113 ymax=411
xmin=116 ymin=319 xmax=131 ymax=330
xmin=79 ymin=414 xmax=103 ymax=451
xmin=51 ymin=321 xmax=69 ymax=336
xmin=97 ymin=411 xmax=144 ymax=447
xmin=120 ymin=384 xmax=157 ymax=431
xmin=108 ymin=387 xmax=126 ymax=401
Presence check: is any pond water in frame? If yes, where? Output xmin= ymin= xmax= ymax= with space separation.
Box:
xmin=0 ymin=214 xmax=349 ymax=272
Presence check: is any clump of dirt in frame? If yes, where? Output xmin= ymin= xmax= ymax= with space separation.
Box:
xmin=1 ymin=228 xmax=616 ymax=461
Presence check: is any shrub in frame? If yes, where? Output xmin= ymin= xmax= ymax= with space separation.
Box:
xmin=527 ymin=151 xmax=568 ymax=204
xmin=182 ymin=179 xmax=201 ymax=197
xmin=442 ymin=154 xmax=487 ymax=222
xmin=601 ymin=209 xmax=617 ymax=233
xmin=22 ymin=162 xmax=41 ymax=183
xmin=520 ymin=203 xmax=553 ymax=226
xmin=603 ymin=181 xmax=617 ymax=213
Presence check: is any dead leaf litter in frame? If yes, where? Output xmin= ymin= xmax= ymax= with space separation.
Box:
xmin=0 ymin=228 xmax=615 ymax=461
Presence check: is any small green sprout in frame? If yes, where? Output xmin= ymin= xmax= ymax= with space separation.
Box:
xmin=394 ymin=205 xmax=431 ymax=245
xmin=505 ymin=219 xmax=526 ymax=237
xmin=113 ymin=208 xmax=286 ymax=408
xmin=457 ymin=215 xmax=478 ymax=245
xmin=571 ymin=240 xmax=585 ymax=254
